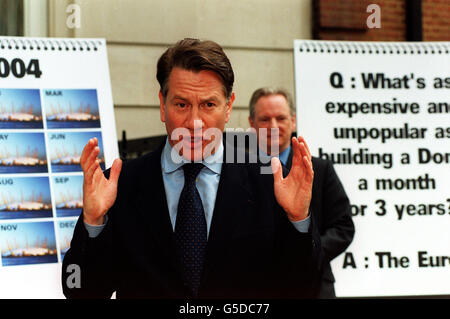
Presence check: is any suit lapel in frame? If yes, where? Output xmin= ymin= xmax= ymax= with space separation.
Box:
xmin=207 ymin=162 xmax=252 ymax=244
xmin=200 ymin=161 xmax=254 ymax=288
xmin=134 ymin=143 xmax=184 ymax=280
xmin=205 ymin=139 xmax=254 ymax=245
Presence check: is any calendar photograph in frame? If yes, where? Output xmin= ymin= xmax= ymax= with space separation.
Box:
xmin=52 ymin=175 xmax=83 ymax=217
xmin=0 ymin=221 xmax=58 ymax=267
xmin=43 ymin=89 xmax=101 ymax=129
xmin=0 ymin=89 xmax=43 ymax=129
xmin=56 ymin=219 xmax=76 ymax=260
xmin=0 ymin=133 xmax=48 ymax=174
xmin=48 ymin=131 xmax=105 ymax=173
xmin=0 ymin=177 xmax=52 ymax=220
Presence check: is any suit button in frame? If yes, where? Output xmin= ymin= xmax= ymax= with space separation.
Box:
xmin=312 ymin=240 xmax=316 ymax=247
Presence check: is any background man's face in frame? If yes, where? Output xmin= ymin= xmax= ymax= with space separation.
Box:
xmin=159 ymin=67 xmax=234 ymax=161
xmin=249 ymin=94 xmax=296 ymax=155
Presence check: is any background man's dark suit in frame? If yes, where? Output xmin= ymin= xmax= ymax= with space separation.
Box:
xmin=62 ymin=141 xmax=321 ymax=299
xmin=284 ymin=149 xmax=354 ymax=298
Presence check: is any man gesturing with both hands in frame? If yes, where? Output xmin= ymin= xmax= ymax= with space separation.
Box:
xmin=62 ymin=38 xmax=320 ymax=299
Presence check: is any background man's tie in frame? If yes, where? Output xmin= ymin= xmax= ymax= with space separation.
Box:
xmin=174 ymin=163 xmax=207 ymax=297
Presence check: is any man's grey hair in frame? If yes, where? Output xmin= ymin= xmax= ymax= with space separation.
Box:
xmin=249 ymin=87 xmax=295 ymax=119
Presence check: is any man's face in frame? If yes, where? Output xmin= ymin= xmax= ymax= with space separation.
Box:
xmin=159 ymin=67 xmax=234 ymax=161
xmin=249 ymin=94 xmax=296 ymax=155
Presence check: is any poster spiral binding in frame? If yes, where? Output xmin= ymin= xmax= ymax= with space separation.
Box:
xmin=0 ymin=37 xmax=102 ymax=52
xmin=298 ymin=41 xmax=450 ymax=55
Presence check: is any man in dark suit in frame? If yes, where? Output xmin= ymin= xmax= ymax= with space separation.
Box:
xmin=62 ymin=39 xmax=320 ymax=299
xmin=248 ymin=87 xmax=355 ymax=298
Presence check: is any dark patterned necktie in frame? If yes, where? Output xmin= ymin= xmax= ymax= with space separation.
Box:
xmin=174 ymin=163 xmax=207 ymax=297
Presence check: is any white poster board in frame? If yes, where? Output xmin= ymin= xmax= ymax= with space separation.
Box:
xmin=0 ymin=37 xmax=118 ymax=298
xmin=294 ymin=40 xmax=449 ymax=297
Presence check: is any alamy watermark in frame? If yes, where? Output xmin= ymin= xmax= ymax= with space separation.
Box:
xmin=367 ymin=4 xmax=381 ymax=29
xmin=170 ymin=121 xmax=281 ymax=174
xmin=66 ymin=263 xmax=81 ymax=289
xmin=66 ymin=4 xmax=81 ymax=29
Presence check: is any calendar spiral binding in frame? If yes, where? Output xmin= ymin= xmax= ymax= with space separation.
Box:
xmin=0 ymin=37 xmax=103 ymax=52
xmin=298 ymin=41 xmax=450 ymax=55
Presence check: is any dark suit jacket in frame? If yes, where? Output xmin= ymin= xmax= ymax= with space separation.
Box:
xmin=62 ymin=141 xmax=321 ymax=299
xmin=284 ymin=149 xmax=354 ymax=298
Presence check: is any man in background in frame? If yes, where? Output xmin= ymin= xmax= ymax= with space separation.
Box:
xmin=249 ymin=87 xmax=355 ymax=298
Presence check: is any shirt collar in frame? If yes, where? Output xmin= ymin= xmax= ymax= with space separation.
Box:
xmin=258 ymin=145 xmax=291 ymax=166
xmin=161 ymin=137 xmax=223 ymax=175
xmin=278 ymin=145 xmax=291 ymax=166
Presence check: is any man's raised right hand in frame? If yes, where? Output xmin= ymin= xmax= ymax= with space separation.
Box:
xmin=81 ymin=137 xmax=122 ymax=226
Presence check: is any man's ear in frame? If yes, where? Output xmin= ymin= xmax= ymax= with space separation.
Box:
xmin=159 ymin=91 xmax=165 ymax=122
xmin=224 ymin=92 xmax=235 ymax=123
xmin=249 ymin=116 xmax=255 ymax=128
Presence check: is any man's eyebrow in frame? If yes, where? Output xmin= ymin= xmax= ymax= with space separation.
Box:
xmin=200 ymin=96 xmax=220 ymax=102
xmin=172 ymin=95 xmax=188 ymax=101
xmin=171 ymin=96 xmax=219 ymax=102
